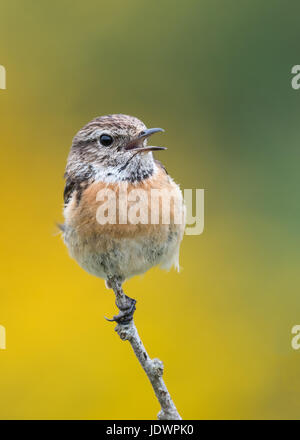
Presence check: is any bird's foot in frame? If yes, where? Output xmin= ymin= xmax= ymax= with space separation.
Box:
xmin=105 ymin=295 xmax=136 ymax=325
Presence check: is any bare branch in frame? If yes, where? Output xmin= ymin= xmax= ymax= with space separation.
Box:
xmin=106 ymin=276 xmax=182 ymax=419
xmin=115 ymin=320 xmax=182 ymax=420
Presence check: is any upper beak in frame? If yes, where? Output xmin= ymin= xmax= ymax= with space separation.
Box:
xmin=124 ymin=128 xmax=166 ymax=153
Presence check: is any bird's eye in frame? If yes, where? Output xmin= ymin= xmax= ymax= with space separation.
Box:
xmin=99 ymin=134 xmax=113 ymax=146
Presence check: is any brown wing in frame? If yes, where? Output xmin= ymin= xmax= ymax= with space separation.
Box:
xmin=63 ymin=165 xmax=95 ymax=206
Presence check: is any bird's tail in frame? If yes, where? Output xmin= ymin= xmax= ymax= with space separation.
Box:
xmin=56 ymin=222 xmax=66 ymax=233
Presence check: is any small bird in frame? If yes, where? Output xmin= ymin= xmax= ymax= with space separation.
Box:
xmin=62 ymin=114 xmax=185 ymax=323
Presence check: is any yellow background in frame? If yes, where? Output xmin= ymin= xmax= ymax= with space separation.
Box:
xmin=1 ymin=0 xmax=300 ymax=419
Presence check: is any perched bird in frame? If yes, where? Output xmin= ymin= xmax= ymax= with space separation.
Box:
xmin=62 ymin=114 xmax=185 ymax=323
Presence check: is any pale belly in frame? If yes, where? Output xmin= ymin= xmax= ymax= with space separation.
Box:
xmin=63 ymin=225 xmax=182 ymax=281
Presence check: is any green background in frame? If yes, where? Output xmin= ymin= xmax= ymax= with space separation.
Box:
xmin=0 ymin=0 xmax=300 ymax=419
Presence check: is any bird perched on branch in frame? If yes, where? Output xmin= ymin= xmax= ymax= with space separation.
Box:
xmin=62 ymin=114 xmax=185 ymax=323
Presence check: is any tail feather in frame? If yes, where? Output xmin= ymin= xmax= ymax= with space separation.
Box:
xmin=56 ymin=223 xmax=66 ymax=233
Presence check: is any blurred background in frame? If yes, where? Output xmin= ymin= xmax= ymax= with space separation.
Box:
xmin=0 ymin=0 xmax=300 ymax=420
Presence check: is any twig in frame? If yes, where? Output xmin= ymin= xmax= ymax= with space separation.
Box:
xmin=115 ymin=320 xmax=182 ymax=420
xmin=106 ymin=277 xmax=182 ymax=420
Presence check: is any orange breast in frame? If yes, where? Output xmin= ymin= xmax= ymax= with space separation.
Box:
xmin=65 ymin=167 xmax=184 ymax=251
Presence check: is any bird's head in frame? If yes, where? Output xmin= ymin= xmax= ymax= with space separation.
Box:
xmin=66 ymin=114 xmax=166 ymax=182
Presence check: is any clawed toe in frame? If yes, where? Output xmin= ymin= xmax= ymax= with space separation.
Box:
xmin=105 ymin=297 xmax=136 ymax=324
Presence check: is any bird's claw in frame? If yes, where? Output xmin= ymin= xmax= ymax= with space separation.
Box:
xmin=105 ymin=297 xmax=136 ymax=324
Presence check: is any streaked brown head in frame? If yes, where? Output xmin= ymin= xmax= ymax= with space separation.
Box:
xmin=66 ymin=114 xmax=166 ymax=183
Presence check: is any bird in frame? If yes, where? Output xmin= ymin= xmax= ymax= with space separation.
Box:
xmin=61 ymin=114 xmax=185 ymax=323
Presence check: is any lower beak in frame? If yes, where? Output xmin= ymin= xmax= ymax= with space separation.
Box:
xmin=124 ymin=128 xmax=166 ymax=152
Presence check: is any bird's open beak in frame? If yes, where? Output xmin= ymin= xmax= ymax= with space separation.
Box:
xmin=124 ymin=128 xmax=166 ymax=153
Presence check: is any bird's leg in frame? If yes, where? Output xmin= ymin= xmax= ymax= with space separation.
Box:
xmin=105 ymin=276 xmax=136 ymax=324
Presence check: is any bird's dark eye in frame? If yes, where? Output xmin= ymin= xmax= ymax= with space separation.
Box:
xmin=99 ymin=134 xmax=113 ymax=146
